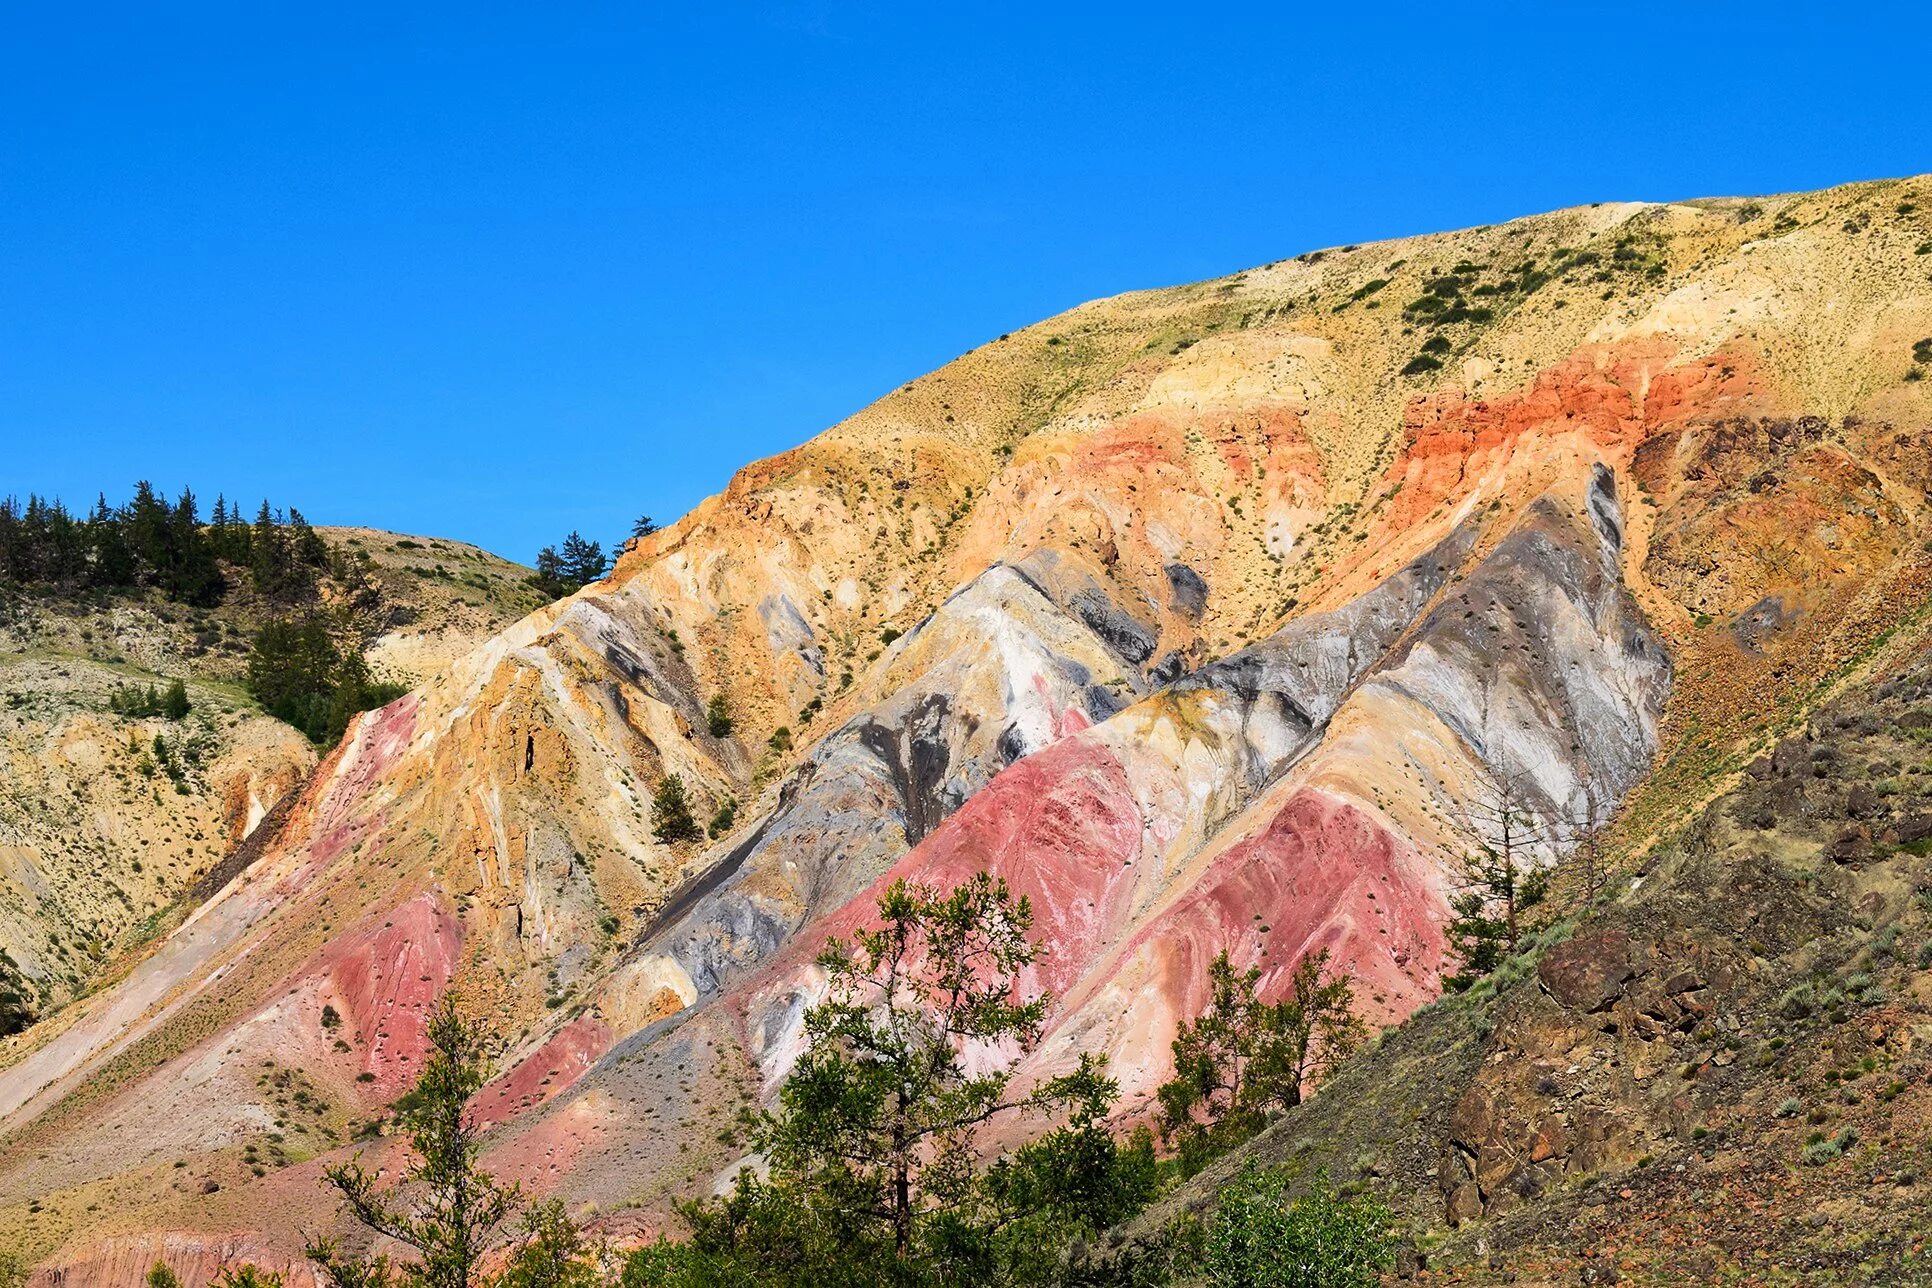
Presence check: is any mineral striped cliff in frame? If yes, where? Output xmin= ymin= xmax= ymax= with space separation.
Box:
xmin=5 ymin=173 xmax=1931 ymax=1281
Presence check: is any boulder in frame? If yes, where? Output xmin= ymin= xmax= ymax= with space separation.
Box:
xmin=1539 ymin=927 xmax=1637 ymax=1012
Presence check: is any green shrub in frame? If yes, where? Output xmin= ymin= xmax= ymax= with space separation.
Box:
xmin=1802 ymin=1127 xmax=1858 ymax=1166
xmin=1204 ymin=1164 xmax=1393 ymax=1288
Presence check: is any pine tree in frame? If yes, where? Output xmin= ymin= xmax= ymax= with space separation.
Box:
xmin=167 ymin=486 xmax=225 ymax=604
xmin=532 ymin=545 xmax=565 ymax=598
xmin=0 ymin=497 xmax=20 ymax=582
xmin=35 ymin=497 xmax=88 ymax=583
xmin=1572 ymin=786 xmax=1610 ymax=905
xmin=251 ymin=500 xmax=294 ymax=598
xmin=758 ymin=875 xmax=1115 ymax=1260
xmin=162 ymin=679 xmax=191 ymax=720
xmin=651 ymin=774 xmax=702 ymax=843
xmin=1157 ymin=948 xmax=1362 ymax=1171
xmin=288 ymin=507 xmax=331 ymax=570
xmin=306 ymin=994 xmax=596 ymax=1288
xmin=559 ymin=531 xmax=606 ymax=586
xmin=1440 ymin=767 xmax=1552 ymax=990
xmin=247 ymin=616 xmax=342 ymax=737
xmin=216 ymin=492 xmax=252 ymax=562
xmin=126 ymin=480 xmax=172 ymax=578
xmin=89 ymin=493 xmax=136 ymax=586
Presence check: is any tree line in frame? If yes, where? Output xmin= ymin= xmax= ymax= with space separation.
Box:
xmin=0 ymin=484 xmax=336 ymax=606
xmin=0 ymin=482 xmax=403 ymax=746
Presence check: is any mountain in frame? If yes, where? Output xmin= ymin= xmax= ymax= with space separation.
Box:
xmin=4 ymin=173 xmax=1931 ymax=1284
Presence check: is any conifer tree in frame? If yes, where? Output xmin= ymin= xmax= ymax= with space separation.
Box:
xmin=89 ymin=493 xmax=137 ymax=587
xmin=1439 ymin=766 xmax=1552 ymax=990
xmin=559 ymin=531 xmax=606 ymax=586
xmin=162 ymin=678 xmax=191 ymax=720
xmin=532 ymin=545 xmax=565 ymax=597
xmin=126 ymin=480 xmax=171 ymax=576
xmin=251 ymin=500 xmax=297 ymax=598
xmin=632 ymin=875 xmax=1136 ymax=1286
xmin=289 ymin=507 xmax=331 ymax=570
xmin=1157 ymin=948 xmax=1362 ymax=1171
xmin=167 ymin=486 xmax=225 ymax=604
xmin=306 ymin=994 xmax=598 ymax=1288
xmin=651 ymin=774 xmax=702 ymax=843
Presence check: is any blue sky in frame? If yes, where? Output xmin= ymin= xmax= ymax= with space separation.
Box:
xmin=3 ymin=4 xmax=1924 ymax=563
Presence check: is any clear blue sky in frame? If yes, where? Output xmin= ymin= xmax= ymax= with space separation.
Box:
xmin=3 ymin=4 xmax=1923 ymax=563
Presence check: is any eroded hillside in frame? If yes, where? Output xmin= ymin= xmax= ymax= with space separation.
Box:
xmin=4 ymin=173 xmax=1932 ymax=1283
xmin=1126 ymin=624 xmax=1932 ymax=1285
xmin=0 ymin=529 xmax=537 ymax=1010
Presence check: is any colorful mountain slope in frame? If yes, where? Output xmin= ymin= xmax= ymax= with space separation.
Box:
xmin=1124 ymin=624 xmax=1932 ymax=1285
xmin=5 ymin=173 xmax=1932 ymax=1283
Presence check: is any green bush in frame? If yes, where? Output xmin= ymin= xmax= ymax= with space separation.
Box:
xmin=1801 ymin=1127 xmax=1858 ymax=1166
xmin=1204 ymin=1164 xmax=1393 ymax=1288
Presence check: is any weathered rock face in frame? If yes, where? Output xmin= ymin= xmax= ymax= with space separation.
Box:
xmin=8 ymin=174 xmax=1932 ymax=1281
